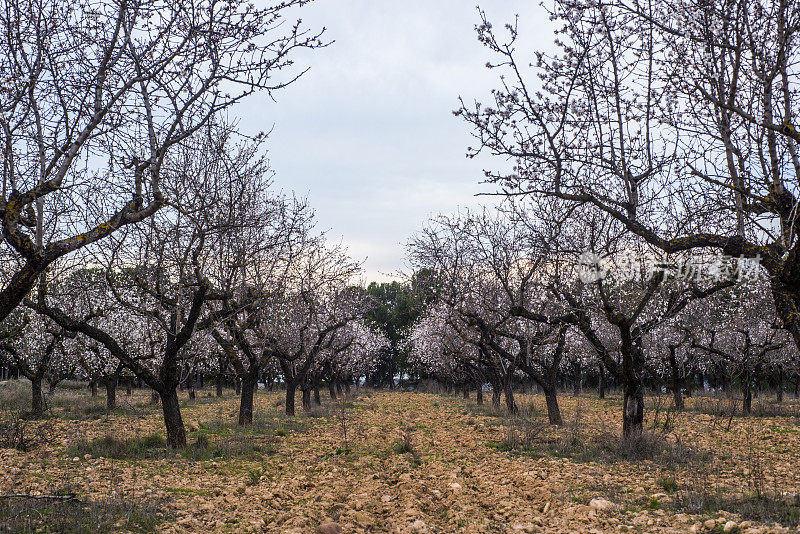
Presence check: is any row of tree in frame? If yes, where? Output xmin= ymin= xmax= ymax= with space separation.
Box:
xmin=0 ymin=0 xmax=397 ymax=448
xmin=407 ymin=205 xmax=799 ymax=437
xmin=407 ymin=0 xmax=800 ymax=439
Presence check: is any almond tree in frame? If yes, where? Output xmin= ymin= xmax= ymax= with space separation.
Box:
xmin=408 ymin=208 xmax=571 ymax=422
xmin=317 ymin=321 xmax=387 ymax=400
xmin=690 ymin=280 xmax=792 ymax=414
xmin=0 ymin=310 xmax=65 ymax=415
xmin=408 ymin=303 xmax=501 ymax=406
xmin=259 ymin=241 xmax=364 ymax=416
xmin=0 ymin=0 xmax=324 ymax=322
xmin=207 ymin=183 xmax=314 ymax=425
xmin=36 ymin=126 xmax=263 ymax=447
xmin=458 ymin=1 xmax=800 ymax=353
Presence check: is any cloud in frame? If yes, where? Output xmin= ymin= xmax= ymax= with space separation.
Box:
xmin=239 ymin=0 xmax=550 ymax=282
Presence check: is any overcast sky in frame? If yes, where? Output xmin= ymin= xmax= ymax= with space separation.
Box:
xmin=243 ymin=1 xmax=552 ymax=282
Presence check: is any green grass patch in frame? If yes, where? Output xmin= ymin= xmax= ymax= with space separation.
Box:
xmin=658 ymin=476 xmax=678 ymax=493
xmin=0 ymin=494 xmax=169 ymax=533
xmin=67 ymin=432 xmax=275 ymax=461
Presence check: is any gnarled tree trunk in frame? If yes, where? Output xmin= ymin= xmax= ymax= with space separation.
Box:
xmin=623 ymin=381 xmax=644 ymax=440
xmin=543 ymin=387 xmax=562 ymax=426
xmin=503 ymin=378 xmax=518 ymax=414
xmin=160 ymin=389 xmax=187 ymax=449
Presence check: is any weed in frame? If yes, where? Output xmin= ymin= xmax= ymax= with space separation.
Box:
xmin=0 ymin=494 xmax=169 ymax=533
xmin=658 ymin=476 xmax=678 ymax=493
xmin=394 ymin=426 xmax=422 ymax=466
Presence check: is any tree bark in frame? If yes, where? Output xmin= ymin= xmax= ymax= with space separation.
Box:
xmin=31 ymin=377 xmax=45 ymax=416
xmin=313 ymin=387 xmax=321 ymax=405
xmin=672 ymin=385 xmax=684 ymax=412
xmin=476 ymin=385 xmax=483 ymax=405
xmin=302 ymin=388 xmax=312 ymax=411
xmin=105 ymin=377 xmax=117 ymax=411
xmin=160 ymin=389 xmax=187 ymax=448
xmin=543 ymin=387 xmax=562 ymax=426
xmin=238 ymin=374 xmax=258 ymax=426
xmin=462 ymin=384 xmax=469 ymax=399
xmin=503 ymin=378 xmax=518 ymax=414
xmin=491 ymin=383 xmax=502 ymax=407
xmin=187 ymin=371 xmax=196 ymax=400
xmin=669 ymin=347 xmax=684 ymax=411
xmin=328 ymin=381 xmax=337 ymax=400
xmin=285 ymin=383 xmax=297 ymax=416
xmin=622 ymin=381 xmax=644 ymax=440
xmin=90 ymin=381 xmax=98 ymax=397
xmin=216 ymin=375 xmax=224 ymax=397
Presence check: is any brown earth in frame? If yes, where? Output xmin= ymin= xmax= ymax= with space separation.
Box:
xmin=1 ymin=387 xmax=799 ymax=533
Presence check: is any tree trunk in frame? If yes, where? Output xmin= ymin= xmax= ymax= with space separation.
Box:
xmin=476 ymin=385 xmax=483 ymax=405
xmin=622 ymin=381 xmax=644 ymax=440
xmin=234 ymin=378 xmax=241 ymax=396
xmin=187 ymin=372 xmax=196 ymax=400
xmin=491 ymin=383 xmax=502 ymax=407
xmin=125 ymin=380 xmax=132 ymax=396
xmin=794 ymin=375 xmax=800 ymax=399
xmin=344 ymin=381 xmax=351 ymax=395
xmin=503 ymin=378 xmax=518 ymax=414
xmin=238 ymin=374 xmax=258 ymax=426
xmin=90 ymin=380 xmax=98 ymax=397
xmin=160 ymin=390 xmax=187 ymax=448
xmin=672 ymin=385 xmax=684 ymax=412
xmin=216 ymin=375 xmax=224 ymax=397
xmin=313 ymin=387 xmax=321 ymax=405
xmin=31 ymin=377 xmax=45 ymax=416
xmin=150 ymin=389 xmax=160 ymax=404
xmin=462 ymin=384 xmax=469 ymax=399
xmin=328 ymin=381 xmax=337 ymax=400
xmin=105 ymin=378 xmax=117 ymax=411
xmin=544 ymin=387 xmax=562 ymax=426
xmin=285 ymin=383 xmax=297 ymax=416
xmin=302 ymin=388 xmax=312 ymax=411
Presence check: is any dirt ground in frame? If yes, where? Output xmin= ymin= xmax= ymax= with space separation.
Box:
xmin=1 ymin=385 xmax=799 ymax=533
